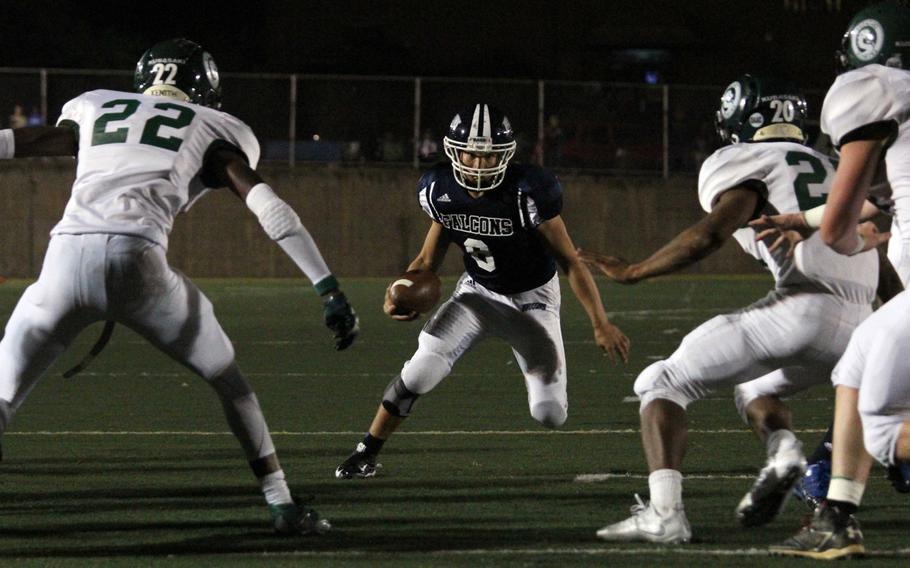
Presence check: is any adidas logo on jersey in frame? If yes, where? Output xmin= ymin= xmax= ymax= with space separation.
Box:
xmin=437 ymin=193 xmax=452 ymax=202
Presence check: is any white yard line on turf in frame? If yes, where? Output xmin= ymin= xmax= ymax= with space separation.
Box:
xmin=245 ymin=547 xmax=910 ymax=558
xmin=6 ymin=428 xmax=829 ymax=436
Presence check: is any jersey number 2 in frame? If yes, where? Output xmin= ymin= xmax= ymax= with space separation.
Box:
xmin=92 ymin=99 xmax=196 ymax=151
xmin=785 ymin=150 xmax=833 ymax=210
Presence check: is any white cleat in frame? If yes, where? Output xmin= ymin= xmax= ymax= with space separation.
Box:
xmin=736 ymin=447 xmax=807 ymax=527
xmin=596 ymin=494 xmax=692 ymax=544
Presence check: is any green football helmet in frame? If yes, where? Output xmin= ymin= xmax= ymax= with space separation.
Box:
xmin=134 ymin=38 xmax=221 ymax=109
xmin=837 ymin=0 xmax=910 ymax=72
xmin=714 ymin=75 xmax=807 ymax=145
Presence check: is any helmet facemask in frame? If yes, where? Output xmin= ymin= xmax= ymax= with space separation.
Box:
xmin=443 ymin=104 xmax=517 ymax=192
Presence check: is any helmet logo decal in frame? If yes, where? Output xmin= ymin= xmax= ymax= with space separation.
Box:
xmin=748 ymin=112 xmax=764 ymax=128
xmin=203 ymin=52 xmax=219 ymax=89
xmin=150 ymin=62 xmax=178 ymax=86
xmin=449 ymin=113 xmax=463 ymax=130
xmin=720 ymin=81 xmax=742 ymax=119
xmin=852 ymin=18 xmax=885 ymax=62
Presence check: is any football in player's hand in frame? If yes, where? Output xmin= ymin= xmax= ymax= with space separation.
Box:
xmin=388 ymin=270 xmax=441 ymax=314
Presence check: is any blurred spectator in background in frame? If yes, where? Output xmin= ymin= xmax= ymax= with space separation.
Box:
xmin=26 ymin=106 xmax=44 ymax=126
xmin=418 ymin=128 xmax=438 ymax=162
xmin=543 ymin=114 xmax=564 ymax=167
xmin=9 ymin=104 xmax=27 ymax=128
xmin=377 ymin=131 xmax=406 ymax=162
xmin=344 ymin=140 xmax=364 ymax=162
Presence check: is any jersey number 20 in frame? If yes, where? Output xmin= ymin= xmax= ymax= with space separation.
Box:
xmin=92 ymin=99 xmax=196 ymax=151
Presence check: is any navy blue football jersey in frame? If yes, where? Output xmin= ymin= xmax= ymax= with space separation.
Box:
xmin=417 ymin=163 xmax=563 ymax=294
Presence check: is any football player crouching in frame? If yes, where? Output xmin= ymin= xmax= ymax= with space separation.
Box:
xmin=335 ymin=103 xmax=630 ymax=479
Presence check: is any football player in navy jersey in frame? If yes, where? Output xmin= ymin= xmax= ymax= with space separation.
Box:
xmin=335 ymin=103 xmax=630 ymax=479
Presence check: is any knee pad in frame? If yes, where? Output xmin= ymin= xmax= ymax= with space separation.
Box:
xmin=400 ymin=349 xmax=452 ymax=394
xmin=382 ymin=375 xmax=420 ymax=417
xmin=531 ymin=400 xmax=566 ymax=429
xmin=633 ymin=360 xmax=695 ymax=412
xmin=207 ymin=362 xmax=254 ymax=401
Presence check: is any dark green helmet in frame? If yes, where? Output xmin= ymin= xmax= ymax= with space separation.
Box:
xmin=134 ymin=38 xmax=221 ymax=109
xmin=837 ymin=1 xmax=910 ymax=72
xmin=714 ymin=75 xmax=807 ymax=145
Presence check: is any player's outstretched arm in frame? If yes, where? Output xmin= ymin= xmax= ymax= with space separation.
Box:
xmin=581 ymin=186 xmax=758 ymax=283
xmin=204 ymin=147 xmax=359 ymax=350
xmin=821 ymin=137 xmax=890 ymax=255
xmin=537 ymin=215 xmax=630 ymax=364
xmin=383 ymin=221 xmax=450 ymax=321
xmin=0 ymin=127 xmax=78 ymax=158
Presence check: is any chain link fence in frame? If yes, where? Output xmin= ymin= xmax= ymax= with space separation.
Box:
xmin=0 ymin=68 xmax=829 ymax=176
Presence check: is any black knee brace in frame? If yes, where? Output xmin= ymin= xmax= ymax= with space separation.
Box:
xmin=382 ymin=375 xmax=419 ymax=417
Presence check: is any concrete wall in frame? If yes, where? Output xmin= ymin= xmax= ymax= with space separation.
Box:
xmin=0 ymin=159 xmax=762 ymax=278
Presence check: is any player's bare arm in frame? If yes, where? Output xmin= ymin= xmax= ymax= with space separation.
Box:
xmin=580 ymin=186 xmax=757 ymax=284
xmin=384 ymin=221 xmax=450 ymax=321
xmin=204 ymin=146 xmax=360 ymax=350
xmin=6 ymin=126 xmax=77 ymax=157
xmin=821 ymin=137 xmax=890 ymax=255
xmin=537 ymin=215 xmax=630 ymax=363
xmin=750 ymin=188 xmax=888 ymax=257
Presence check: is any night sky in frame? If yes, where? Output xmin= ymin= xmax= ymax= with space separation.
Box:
xmin=0 ymin=0 xmax=871 ymax=89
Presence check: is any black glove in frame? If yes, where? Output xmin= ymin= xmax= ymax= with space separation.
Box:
xmin=323 ymin=291 xmax=359 ymax=350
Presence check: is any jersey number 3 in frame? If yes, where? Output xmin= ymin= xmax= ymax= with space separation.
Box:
xmin=464 ymin=237 xmax=496 ymax=272
xmin=92 ymin=99 xmax=196 ymax=151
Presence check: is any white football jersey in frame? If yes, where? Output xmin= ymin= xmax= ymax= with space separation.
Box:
xmin=698 ymin=141 xmax=877 ymax=303
xmin=52 ymin=89 xmax=260 ymax=248
xmin=822 ymin=64 xmax=910 ymax=280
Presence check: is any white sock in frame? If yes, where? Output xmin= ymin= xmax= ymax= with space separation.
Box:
xmin=766 ymin=429 xmax=799 ymax=457
xmin=261 ymin=470 xmax=293 ymax=506
xmin=649 ymin=469 xmax=683 ymax=516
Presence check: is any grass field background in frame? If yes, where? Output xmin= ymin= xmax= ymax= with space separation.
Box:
xmin=0 ymin=275 xmax=907 ymax=566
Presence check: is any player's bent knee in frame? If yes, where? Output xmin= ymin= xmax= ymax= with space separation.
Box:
xmin=531 ymin=400 xmax=566 ymax=429
xmin=633 ymin=361 xmax=694 ymax=412
xmin=733 ymin=383 xmax=759 ymax=423
xmin=382 ymin=375 xmax=420 ymax=417
xmin=861 ymin=414 xmax=902 ymax=467
xmin=400 ymin=349 xmax=452 ymax=394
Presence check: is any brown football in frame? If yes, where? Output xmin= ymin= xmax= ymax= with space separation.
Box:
xmin=388 ymin=270 xmax=442 ymax=314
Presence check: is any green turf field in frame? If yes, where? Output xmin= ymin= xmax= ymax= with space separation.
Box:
xmin=0 ymin=276 xmax=907 ymax=566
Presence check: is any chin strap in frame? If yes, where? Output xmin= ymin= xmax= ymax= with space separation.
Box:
xmin=63 ymin=321 xmax=115 ymax=379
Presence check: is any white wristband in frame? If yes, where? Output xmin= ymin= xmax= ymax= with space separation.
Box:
xmin=0 ymin=129 xmax=14 ymax=159
xmin=802 ymin=204 xmax=826 ymax=229
xmin=850 ymin=233 xmax=866 ymax=256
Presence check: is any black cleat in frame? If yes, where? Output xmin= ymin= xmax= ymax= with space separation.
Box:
xmin=736 ymin=451 xmax=805 ymax=527
xmin=770 ymin=502 xmax=865 ymax=560
xmin=269 ymin=496 xmax=332 ymax=535
xmin=334 ymin=443 xmax=380 ymax=479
